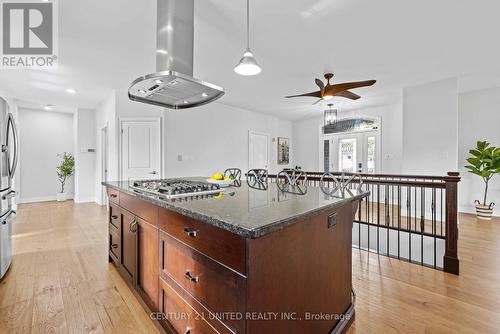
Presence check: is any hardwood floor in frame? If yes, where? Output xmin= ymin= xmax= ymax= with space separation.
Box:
xmin=349 ymin=213 xmax=500 ymax=334
xmin=0 ymin=201 xmax=159 ymax=334
xmin=1 ymin=201 xmax=499 ymax=333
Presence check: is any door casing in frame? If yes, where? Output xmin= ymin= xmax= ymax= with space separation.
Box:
xmin=318 ymin=116 xmax=381 ymax=173
xmin=119 ymin=117 xmax=163 ymax=182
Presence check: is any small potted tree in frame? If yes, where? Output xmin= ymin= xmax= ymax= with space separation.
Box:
xmin=56 ymin=152 xmax=75 ymax=202
xmin=465 ymin=141 xmax=500 ymax=220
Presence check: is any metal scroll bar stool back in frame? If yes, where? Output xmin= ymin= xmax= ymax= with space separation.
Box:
xmin=224 ymin=168 xmax=242 ymax=180
xmin=278 ymin=169 xmax=307 ymax=186
xmin=247 ymin=169 xmax=268 ymax=183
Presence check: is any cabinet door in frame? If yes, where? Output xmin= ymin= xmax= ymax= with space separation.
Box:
xmin=121 ymin=209 xmax=137 ymax=283
xmin=137 ymin=217 xmax=159 ymax=310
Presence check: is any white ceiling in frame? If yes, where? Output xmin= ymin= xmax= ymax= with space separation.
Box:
xmin=2 ymin=0 xmax=500 ymax=120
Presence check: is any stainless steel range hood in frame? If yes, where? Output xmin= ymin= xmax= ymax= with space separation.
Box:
xmin=128 ymin=0 xmax=224 ymax=109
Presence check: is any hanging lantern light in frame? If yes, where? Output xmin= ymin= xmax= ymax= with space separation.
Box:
xmin=324 ymin=103 xmax=338 ymax=127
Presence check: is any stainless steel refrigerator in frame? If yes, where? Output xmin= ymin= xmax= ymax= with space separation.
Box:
xmin=0 ymin=97 xmax=18 ymax=279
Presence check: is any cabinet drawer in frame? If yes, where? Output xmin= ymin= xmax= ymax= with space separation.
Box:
xmin=107 ymin=188 xmax=120 ymax=204
xmin=109 ymin=203 xmax=120 ymax=229
xmin=160 ymin=233 xmax=245 ymax=334
xmin=159 ymin=208 xmax=246 ymax=275
xmin=109 ymin=223 xmax=120 ymax=263
xmin=160 ymin=279 xmax=219 ymax=334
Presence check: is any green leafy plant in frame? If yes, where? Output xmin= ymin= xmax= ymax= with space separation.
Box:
xmin=465 ymin=141 xmax=500 ymax=206
xmin=56 ymin=152 xmax=75 ymax=193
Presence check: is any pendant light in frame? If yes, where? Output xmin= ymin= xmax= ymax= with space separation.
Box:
xmin=234 ymin=0 xmax=262 ymax=76
xmin=324 ymin=103 xmax=338 ymax=127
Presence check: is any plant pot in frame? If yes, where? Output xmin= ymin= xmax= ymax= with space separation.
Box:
xmin=56 ymin=193 xmax=67 ymax=202
xmin=474 ymin=200 xmax=495 ymax=220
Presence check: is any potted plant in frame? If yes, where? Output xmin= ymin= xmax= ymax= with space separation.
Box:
xmin=465 ymin=141 xmax=500 ymax=220
xmin=56 ymin=152 xmax=75 ymax=202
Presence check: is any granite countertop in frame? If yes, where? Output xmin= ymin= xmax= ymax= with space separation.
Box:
xmin=103 ymin=178 xmax=369 ymax=239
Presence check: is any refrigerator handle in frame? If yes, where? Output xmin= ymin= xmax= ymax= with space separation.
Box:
xmin=7 ymin=113 xmax=18 ymax=178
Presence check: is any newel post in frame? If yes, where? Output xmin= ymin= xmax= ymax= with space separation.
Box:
xmin=444 ymin=172 xmax=460 ymax=275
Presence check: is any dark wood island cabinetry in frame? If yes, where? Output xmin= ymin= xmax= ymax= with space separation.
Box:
xmin=104 ymin=179 xmax=368 ymax=334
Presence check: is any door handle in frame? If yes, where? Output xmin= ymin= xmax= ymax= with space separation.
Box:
xmin=129 ymin=219 xmax=138 ymax=233
xmin=1 ymin=190 xmax=15 ymax=200
xmin=6 ymin=113 xmax=18 ymax=178
xmin=148 ymin=171 xmax=157 ymax=175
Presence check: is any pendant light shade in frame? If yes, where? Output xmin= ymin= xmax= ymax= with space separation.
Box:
xmin=234 ymin=0 xmax=261 ymax=76
xmin=234 ymin=50 xmax=262 ymax=76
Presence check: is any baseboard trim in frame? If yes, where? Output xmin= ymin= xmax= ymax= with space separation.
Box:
xmin=74 ymin=196 xmax=96 ymax=203
xmin=19 ymin=194 xmax=75 ymax=204
xmin=459 ymin=205 xmax=499 ymax=218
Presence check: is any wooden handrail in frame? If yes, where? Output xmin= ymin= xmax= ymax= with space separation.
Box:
xmin=276 ymin=171 xmax=452 ymax=181
xmin=267 ymin=173 xmax=447 ymax=188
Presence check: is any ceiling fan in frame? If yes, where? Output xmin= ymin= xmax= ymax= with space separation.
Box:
xmin=285 ymin=73 xmax=376 ymax=104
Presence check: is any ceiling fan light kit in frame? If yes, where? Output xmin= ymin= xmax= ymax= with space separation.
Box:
xmin=235 ymin=0 xmax=262 ymax=76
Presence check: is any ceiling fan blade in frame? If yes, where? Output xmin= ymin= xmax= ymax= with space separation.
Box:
xmin=315 ymin=79 xmax=325 ymax=97
xmin=285 ymin=91 xmax=322 ymax=99
xmin=327 ymin=80 xmax=376 ymax=95
xmin=335 ymin=90 xmax=361 ymax=100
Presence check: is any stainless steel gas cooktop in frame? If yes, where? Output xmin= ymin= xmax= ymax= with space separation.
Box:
xmin=130 ymin=179 xmax=222 ymax=200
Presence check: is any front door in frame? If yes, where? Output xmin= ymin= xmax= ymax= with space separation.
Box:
xmin=121 ymin=120 xmax=161 ymax=181
xmin=326 ymin=132 xmax=378 ymax=173
xmin=249 ymin=132 xmax=269 ymax=170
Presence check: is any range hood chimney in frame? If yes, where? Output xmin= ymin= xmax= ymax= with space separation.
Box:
xmin=128 ymin=0 xmax=224 ymax=109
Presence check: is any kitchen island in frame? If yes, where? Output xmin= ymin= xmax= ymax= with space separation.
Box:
xmin=103 ymin=178 xmax=368 ymax=334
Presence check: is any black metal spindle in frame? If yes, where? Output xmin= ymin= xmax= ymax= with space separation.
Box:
xmin=421 ymin=187 xmax=425 ymax=265
xmin=398 ymin=185 xmax=401 ymax=259
xmin=377 ymin=184 xmax=380 ymax=253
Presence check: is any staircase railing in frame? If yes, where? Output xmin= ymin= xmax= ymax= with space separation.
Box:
xmin=267 ymin=171 xmax=460 ymax=275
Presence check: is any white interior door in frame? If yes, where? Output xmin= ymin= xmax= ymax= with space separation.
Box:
xmin=249 ymin=132 xmax=269 ymax=170
xmin=121 ymin=120 xmax=161 ymax=181
xmin=328 ymin=131 xmax=378 ymax=173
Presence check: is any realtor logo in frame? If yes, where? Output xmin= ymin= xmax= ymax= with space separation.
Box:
xmin=1 ymin=0 xmax=58 ymax=68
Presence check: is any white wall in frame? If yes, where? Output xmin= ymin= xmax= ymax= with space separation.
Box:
xmin=18 ymin=108 xmax=75 ymax=203
xmin=458 ymin=87 xmax=500 ymax=216
xmin=402 ymin=78 xmax=458 ymax=175
xmin=93 ymin=90 xmax=293 ymax=196
xmin=74 ymin=108 xmax=96 ymax=203
xmin=292 ymin=104 xmax=403 ymax=173
xmin=163 ymin=102 xmax=293 ymax=177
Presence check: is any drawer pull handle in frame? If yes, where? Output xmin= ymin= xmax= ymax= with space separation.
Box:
xmin=183 ymin=228 xmax=198 ymax=238
xmin=184 ymin=271 xmax=199 ymax=283
xmin=110 ymin=194 xmax=117 ymax=198
xmin=111 ymin=243 xmax=118 ymax=249
xmin=111 ymin=215 xmax=118 ymax=220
